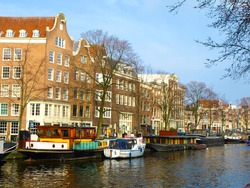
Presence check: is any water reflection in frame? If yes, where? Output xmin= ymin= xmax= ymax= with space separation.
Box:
xmin=0 ymin=144 xmax=249 ymax=188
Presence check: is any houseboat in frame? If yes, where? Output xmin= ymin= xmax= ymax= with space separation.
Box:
xmin=18 ymin=126 xmax=108 ymax=161
xmin=144 ymin=130 xmax=203 ymax=152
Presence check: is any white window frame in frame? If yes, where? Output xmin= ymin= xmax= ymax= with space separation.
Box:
xmin=63 ymin=89 xmax=68 ymax=100
xmin=13 ymin=66 xmax=21 ymax=79
xmin=48 ymin=68 xmax=54 ymax=81
xmin=55 ymin=37 xmax=65 ymax=48
xmin=55 ymin=87 xmax=61 ymax=100
xmin=14 ymin=48 xmax=22 ymax=61
xmin=2 ymin=66 xmax=10 ymax=79
xmin=0 ymin=103 xmax=8 ymax=116
xmin=47 ymin=87 xmax=53 ymax=98
xmin=12 ymin=84 xmax=20 ymax=97
xmin=64 ymin=56 xmax=70 ymax=67
xmin=30 ymin=103 xmax=40 ymax=116
xmin=3 ymin=48 xmax=11 ymax=61
xmin=56 ymin=70 xmax=62 ymax=82
xmin=64 ymin=72 xmax=69 ymax=84
xmin=6 ymin=29 xmax=14 ymax=37
xmin=19 ymin=29 xmax=27 ymax=37
xmin=1 ymin=85 xmax=9 ymax=97
xmin=11 ymin=103 xmax=20 ymax=116
xmin=81 ymin=55 xmax=87 ymax=64
xmin=57 ymin=53 xmax=62 ymax=65
xmin=49 ymin=51 xmax=54 ymax=63
xmin=32 ymin=30 xmax=40 ymax=38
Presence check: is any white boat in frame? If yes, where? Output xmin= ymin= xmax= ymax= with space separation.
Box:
xmin=104 ymin=137 xmax=146 ymax=159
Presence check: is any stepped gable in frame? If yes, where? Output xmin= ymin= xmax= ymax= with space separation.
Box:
xmin=0 ymin=16 xmax=55 ymax=37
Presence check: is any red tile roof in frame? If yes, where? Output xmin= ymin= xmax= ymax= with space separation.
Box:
xmin=0 ymin=16 xmax=55 ymax=38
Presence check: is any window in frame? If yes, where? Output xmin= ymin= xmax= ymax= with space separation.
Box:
xmin=49 ymin=51 xmax=54 ymax=63
xmin=73 ymin=105 xmax=77 ymax=117
xmin=62 ymin=106 xmax=69 ymax=117
xmin=13 ymin=66 xmax=21 ymax=79
xmin=56 ymin=70 xmax=62 ymax=82
xmin=2 ymin=67 xmax=10 ymax=78
xmin=1 ymin=85 xmax=9 ymax=97
xmin=81 ymin=56 xmax=87 ymax=63
xmin=11 ymin=122 xmax=19 ymax=134
xmin=64 ymin=56 xmax=70 ymax=67
xmin=45 ymin=104 xmax=52 ymax=116
xmin=55 ymin=37 xmax=65 ymax=48
xmin=74 ymin=70 xmax=79 ymax=80
xmin=14 ymin=48 xmax=22 ymax=61
xmin=19 ymin=30 xmax=27 ymax=37
xmin=57 ymin=53 xmax=62 ymax=65
xmin=63 ymin=89 xmax=68 ymax=100
xmin=95 ymin=107 xmax=111 ymax=118
xmin=6 ymin=29 xmax=13 ymax=37
xmin=120 ymin=95 xmax=123 ymax=105
xmin=95 ymin=90 xmax=102 ymax=101
xmin=55 ymin=88 xmax=61 ymax=100
xmin=32 ymin=30 xmax=40 ymax=37
xmin=54 ymin=105 xmax=61 ymax=117
xmin=47 ymin=87 xmax=53 ymax=98
xmin=0 ymin=104 xmax=8 ymax=116
xmin=30 ymin=103 xmax=40 ymax=116
xmin=86 ymin=74 xmax=91 ymax=83
xmin=124 ymin=95 xmax=128 ymax=106
xmin=80 ymin=89 xmax=84 ymax=100
xmin=11 ymin=104 xmax=19 ymax=116
xmin=74 ymin=87 xmax=78 ymax=99
xmin=80 ymin=72 xmax=85 ymax=82
xmin=48 ymin=68 xmax=54 ymax=81
xmin=116 ymin=94 xmax=119 ymax=104
xmin=64 ymin=72 xmax=69 ymax=84
xmin=0 ymin=122 xmax=7 ymax=133
xmin=3 ymin=48 xmax=11 ymax=61
xmin=80 ymin=105 xmax=84 ymax=117
xmin=85 ymin=106 xmax=90 ymax=118
xmin=12 ymin=84 xmax=20 ymax=97
xmin=132 ymin=97 xmax=135 ymax=107
xmin=86 ymin=91 xmax=91 ymax=101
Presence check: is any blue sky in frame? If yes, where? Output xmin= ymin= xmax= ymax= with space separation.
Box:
xmin=1 ymin=0 xmax=248 ymax=104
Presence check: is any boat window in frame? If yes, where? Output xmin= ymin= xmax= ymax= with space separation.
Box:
xmin=47 ymin=130 xmax=52 ymax=137
xmin=38 ymin=129 xmax=45 ymax=137
xmin=62 ymin=130 xmax=69 ymax=138
xmin=52 ymin=129 xmax=60 ymax=137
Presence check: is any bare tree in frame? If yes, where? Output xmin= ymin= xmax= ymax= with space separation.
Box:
xmin=76 ymin=29 xmax=142 ymax=139
xmin=185 ymin=81 xmax=218 ymax=129
xmin=168 ymin=1 xmax=250 ymax=80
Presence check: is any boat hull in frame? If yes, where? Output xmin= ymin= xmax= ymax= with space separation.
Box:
xmin=0 ymin=141 xmax=18 ymax=161
xmin=196 ymin=136 xmax=224 ymax=147
xmin=104 ymin=148 xmax=145 ymax=159
xmin=18 ymin=148 xmax=104 ymax=161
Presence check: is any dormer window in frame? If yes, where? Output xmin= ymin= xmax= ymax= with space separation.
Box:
xmin=32 ymin=30 xmax=40 ymax=38
xmin=6 ymin=29 xmax=14 ymax=37
xmin=19 ymin=30 xmax=27 ymax=37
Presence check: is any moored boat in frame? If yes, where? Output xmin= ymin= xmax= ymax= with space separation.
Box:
xmin=18 ymin=126 xmax=108 ymax=161
xmin=196 ymin=136 xmax=224 ymax=147
xmin=224 ymin=134 xmax=243 ymax=144
xmin=103 ymin=136 xmax=146 ymax=159
xmin=0 ymin=139 xmax=18 ymax=161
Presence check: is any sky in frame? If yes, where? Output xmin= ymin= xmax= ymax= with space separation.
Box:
xmin=0 ymin=0 xmax=249 ymax=104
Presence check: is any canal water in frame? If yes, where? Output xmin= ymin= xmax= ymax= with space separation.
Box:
xmin=0 ymin=144 xmax=249 ymax=188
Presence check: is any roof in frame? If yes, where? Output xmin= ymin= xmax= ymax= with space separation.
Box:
xmin=199 ymin=100 xmax=221 ymax=108
xmin=0 ymin=16 xmax=55 ymax=38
